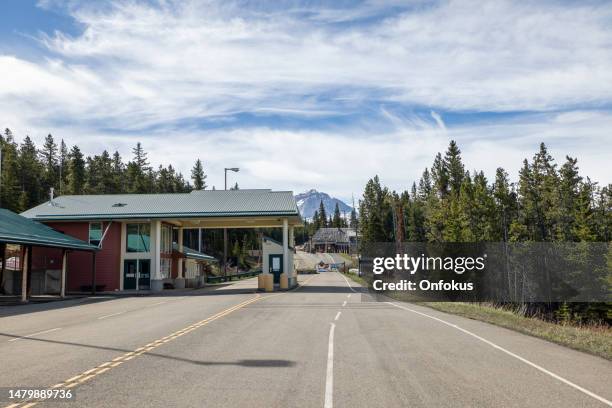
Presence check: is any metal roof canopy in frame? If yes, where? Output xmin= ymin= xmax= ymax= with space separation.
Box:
xmin=0 ymin=209 xmax=98 ymax=251
xmin=172 ymin=243 xmax=217 ymax=262
xmin=21 ymin=190 xmax=301 ymax=226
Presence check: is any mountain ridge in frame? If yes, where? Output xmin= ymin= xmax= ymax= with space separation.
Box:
xmin=294 ymin=189 xmax=353 ymax=220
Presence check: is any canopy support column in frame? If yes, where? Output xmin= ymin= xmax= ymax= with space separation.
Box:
xmin=60 ymin=249 xmax=67 ymax=298
xmin=178 ymin=227 xmax=184 ymax=279
xmin=175 ymin=227 xmax=185 ymax=289
xmin=151 ymin=220 xmax=163 ymax=291
xmin=282 ymin=218 xmax=288 ymax=284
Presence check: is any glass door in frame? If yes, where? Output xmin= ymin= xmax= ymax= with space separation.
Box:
xmin=138 ymin=259 xmax=151 ymax=290
xmin=123 ymin=260 xmax=137 ymax=290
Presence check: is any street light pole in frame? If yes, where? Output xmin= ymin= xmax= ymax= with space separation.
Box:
xmin=223 ymin=167 xmax=239 ymax=277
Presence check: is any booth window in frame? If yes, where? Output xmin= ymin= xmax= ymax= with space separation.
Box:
xmin=126 ymin=223 xmax=151 ymax=253
xmin=89 ymin=222 xmax=103 ymax=247
xmin=161 ymin=224 xmax=172 ymax=254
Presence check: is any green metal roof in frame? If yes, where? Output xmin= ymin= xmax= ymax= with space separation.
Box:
xmin=172 ymin=243 xmax=217 ymax=262
xmin=0 ymin=209 xmax=99 ymax=251
xmin=20 ymin=189 xmax=300 ymax=221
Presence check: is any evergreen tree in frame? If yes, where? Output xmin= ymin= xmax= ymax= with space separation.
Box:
xmin=556 ymin=156 xmax=582 ymax=241
xmin=349 ymin=208 xmax=358 ymax=229
xmin=0 ymin=129 xmax=21 ymax=211
xmin=312 ymin=210 xmax=321 ymax=230
xmin=431 ymin=153 xmax=448 ymax=198
xmin=40 ymin=134 xmax=59 ymax=195
xmin=127 ymin=142 xmax=150 ymax=193
xmin=332 ymin=202 xmax=343 ymax=228
xmin=66 ymin=145 xmax=86 ymax=195
xmin=59 ymin=139 xmax=68 ymax=195
xmin=18 ymin=136 xmax=43 ymax=209
xmin=191 ymin=159 xmax=206 ymax=190
xmin=359 ymin=176 xmax=389 ymax=246
xmin=444 ymin=140 xmax=465 ymax=196
xmin=418 ymin=168 xmax=432 ymax=199
xmin=493 ymin=167 xmax=517 ymax=241
xmin=318 ymin=200 xmax=328 ymax=228
xmin=110 ymin=151 xmax=125 ymax=193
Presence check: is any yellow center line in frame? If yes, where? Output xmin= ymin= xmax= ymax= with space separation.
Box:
xmin=4 ymin=276 xmax=317 ymax=408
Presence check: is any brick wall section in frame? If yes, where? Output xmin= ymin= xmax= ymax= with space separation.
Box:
xmin=34 ymin=222 xmax=122 ymax=291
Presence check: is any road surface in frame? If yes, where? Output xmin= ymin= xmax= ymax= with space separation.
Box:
xmin=0 ymin=273 xmax=610 ymax=407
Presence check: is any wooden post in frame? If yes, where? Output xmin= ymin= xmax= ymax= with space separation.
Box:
xmin=26 ymin=246 xmax=32 ymax=298
xmin=21 ymin=246 xmax=29 ymax=303
xmin=91 ymin=252 xmax=96 ymax=295
xmin=60 ymin=249 xmax=67 ymax=298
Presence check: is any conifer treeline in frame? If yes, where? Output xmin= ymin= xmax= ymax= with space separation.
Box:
xmin=0 ymin=128 xmax=197 ymax=212
xmin=311 ymin=201 xmax=357 ymax=230
xmin=359 ymin=141 xmax=611 ymax=245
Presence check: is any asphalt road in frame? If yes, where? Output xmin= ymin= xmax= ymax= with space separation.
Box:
xmin=0 ymin=273 xmax=611 ymax=408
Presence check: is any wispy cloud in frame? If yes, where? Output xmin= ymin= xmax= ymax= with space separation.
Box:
xmin=1 ymin=0 xmax=611 ymax=199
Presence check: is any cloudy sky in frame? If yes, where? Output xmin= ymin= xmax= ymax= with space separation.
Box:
xmin=1 ymin=0 xmax=611 ymax=203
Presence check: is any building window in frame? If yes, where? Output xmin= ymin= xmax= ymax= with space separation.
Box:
xmin=161 ymin=225 xmax=172 ymax=254
xmin=160 ymin=258 xmax=171 ymax=279
xmin=126 ymin=223 xmax=150 ymax=253
xmin=89 ymin=222 xmax=103 ymax=247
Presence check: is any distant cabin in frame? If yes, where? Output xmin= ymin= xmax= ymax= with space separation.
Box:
xmin=309 ymin=228 xmax=357 ymax=254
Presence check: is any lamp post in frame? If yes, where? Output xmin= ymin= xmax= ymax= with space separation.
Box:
xmin=223 ymin=167 xmax=239 ymax=276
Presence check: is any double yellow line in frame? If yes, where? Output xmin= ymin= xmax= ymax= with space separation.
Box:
xmin=4 ymin=295 xmax=263 ymax=408
xmin=5 ymin=275 xmax=319 ymax=408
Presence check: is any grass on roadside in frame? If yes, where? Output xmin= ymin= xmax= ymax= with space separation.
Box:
xmin=340 ymin=271 xmax=612 ymax=361
xmin=421 ymin=302 xmax=612 ymax=361
xmin=342 ymin=270 xmax=368 ymax=287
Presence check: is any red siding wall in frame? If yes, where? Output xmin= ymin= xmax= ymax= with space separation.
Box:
xmin=35 ymin=222 xmax=122 ymax=291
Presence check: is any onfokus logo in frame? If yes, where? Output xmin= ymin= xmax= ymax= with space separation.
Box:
xmin=372 ymin=254 xmax=487 ymax=275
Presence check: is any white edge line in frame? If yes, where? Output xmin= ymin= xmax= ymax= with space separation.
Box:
xmin=324 ymin=322 xmax=336 ymax=408
xmin=8 ymin=327 xmax=62 ymax=342
xmin=338 ymin=272 xmax=357 ymax=293
xmin=98 ymin=311 xmax=125 ymax=320
xmin=388 ymin=302 xmax=612 ymax=407
xmin=334 ymin=311 xmax=342 ymax=321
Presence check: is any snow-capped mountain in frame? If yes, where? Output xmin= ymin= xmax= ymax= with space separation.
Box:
xmin=295 ymin=189 xmax=353 ymax=220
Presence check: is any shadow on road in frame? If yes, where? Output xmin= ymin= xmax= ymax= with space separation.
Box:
xmin=0 ymin=332 xmax=296 ymax=368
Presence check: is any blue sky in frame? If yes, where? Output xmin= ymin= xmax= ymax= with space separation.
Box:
xmin=1 ymin=0 xmax=611 ymax=202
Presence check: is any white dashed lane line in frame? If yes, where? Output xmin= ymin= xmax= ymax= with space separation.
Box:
xmin=8 ymin=327 xmax=62 ymax=342
xmin=97 ymin=312 xmax=125 ymax=320
xmin=324 ymin=322 xmax=336 ymax=408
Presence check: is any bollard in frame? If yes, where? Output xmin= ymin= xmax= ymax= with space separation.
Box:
xmin=264 ymin=274 xmax=274 ymax=292
xmin=280 ymin=273 xmax=288 ymax=290
xmin=258 ymin=274 xmax=265 ymax=291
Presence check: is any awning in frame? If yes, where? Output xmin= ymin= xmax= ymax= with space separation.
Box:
xmin=172 ymin=243 xmax=217 ymax=262
xmin=0 ymin=208 xmax=98 ymax=251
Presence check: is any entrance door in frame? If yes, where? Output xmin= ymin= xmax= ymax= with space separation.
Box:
xmin=123 ymin=259 xmax=151 ymax=290
xmin=123 ymin=260 xmax=137 ymax=290
xmin=138 ymin=259 xmax=151 ymax=290
xmin=269 ymin=254 xmax=283 ymax=284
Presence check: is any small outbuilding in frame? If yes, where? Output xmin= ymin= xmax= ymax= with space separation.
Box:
xmin=0 ymin=208 xmax=99 ymax=302
xmin=310 ymin=227 xmax=357 ymax=254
